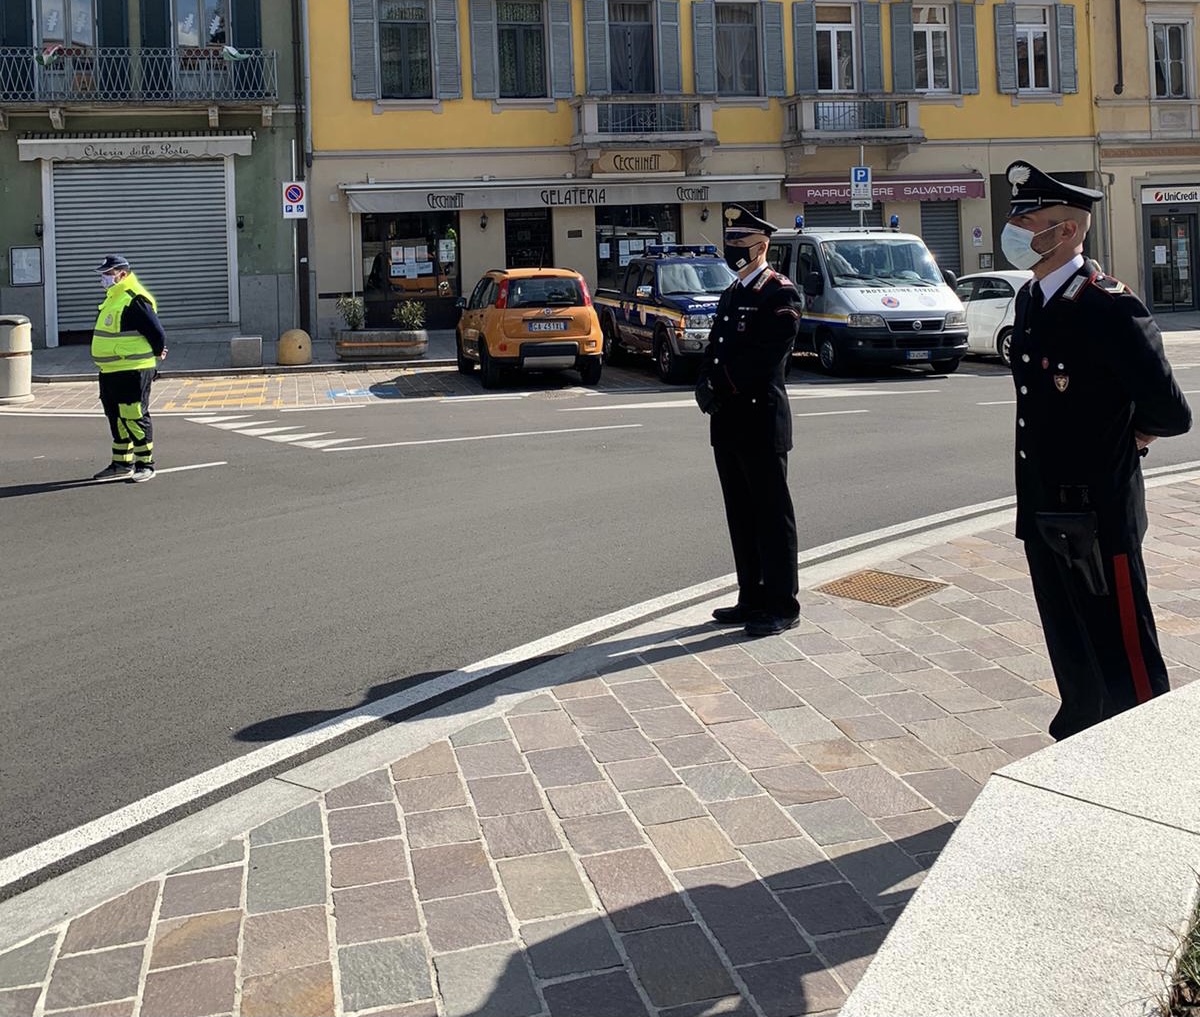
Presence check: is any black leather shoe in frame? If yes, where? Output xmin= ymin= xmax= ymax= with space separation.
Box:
xmin=744 ymin=614 xmax=801 ymax=638
xmin=712 ymin=605 xmax=753 ymax=625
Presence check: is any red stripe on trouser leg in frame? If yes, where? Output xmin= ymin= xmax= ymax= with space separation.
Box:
xmin=1113 ymin=553 xmax=1153 ymax=705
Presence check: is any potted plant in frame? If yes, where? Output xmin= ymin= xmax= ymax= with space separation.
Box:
xmin=333 ymin=295 xmax=428 ymax=360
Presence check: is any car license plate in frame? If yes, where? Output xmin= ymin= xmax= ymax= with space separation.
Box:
xmin=906 ymin=349 xmax=930 ymax=361
xmin=528 ymin=320 xmax=568 ymax=332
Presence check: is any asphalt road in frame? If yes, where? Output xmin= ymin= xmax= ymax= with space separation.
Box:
xmin=5 ymin=353 xmax=1200 ymax=864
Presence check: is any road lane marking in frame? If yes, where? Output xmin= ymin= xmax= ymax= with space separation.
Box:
xmin=8 ymin=457 xmax=1200 ymax=892
xmin=295 ymin=437 xmax=365 ymax=448
xmin=264 ymin=432 xmax=334 ymax=443
xmin=978 ymin=400 xmax=1016 ymax=405
xmin=795 ymin=409 xmax=869 ymax=418
xmin=560 ymin=388 xmax=941 ymax=412
xmin=154 ymin=462 xmax=227 ymax=475
xmin=234 ymin=426 xmax=307 ymax=437
xmin=327 ymin=423 xmax=643 ymax=451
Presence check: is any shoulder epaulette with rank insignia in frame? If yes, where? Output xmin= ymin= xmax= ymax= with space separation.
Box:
xmin=1088 ymin=273 xmax=1128 ymax=296
xmin=752 ymin=269 xmax=775 ymax=292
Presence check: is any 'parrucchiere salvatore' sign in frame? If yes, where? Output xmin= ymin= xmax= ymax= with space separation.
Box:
xmin=787 ymin=173 xmax=986 ymax=204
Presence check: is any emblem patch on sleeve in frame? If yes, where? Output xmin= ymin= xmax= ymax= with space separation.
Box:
xmin=1054 ymin=373 xmax=1069 ymax=392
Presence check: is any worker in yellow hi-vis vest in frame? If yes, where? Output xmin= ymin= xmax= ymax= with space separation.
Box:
xmin=90 ymin=255 xmax=168 ymax=483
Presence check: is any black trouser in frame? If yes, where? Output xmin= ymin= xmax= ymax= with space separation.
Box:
xmin=713 ymin=444 xmax=799 ymax=619
xmin=1024 ymin=537 xmax=1169 ymax=740
xmin=98 ymin=369 xmax=155 ymax=467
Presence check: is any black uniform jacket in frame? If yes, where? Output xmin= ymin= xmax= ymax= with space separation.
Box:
xmin=696 ymin=268 xmax=803 ymax=452
xmin=120 ymin=295 xmax=168 ymax=357
xmin=1011 ymin=265 xmax=1191 ymax=551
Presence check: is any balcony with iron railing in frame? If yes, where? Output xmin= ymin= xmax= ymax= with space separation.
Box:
xmin=571 ymin=94 xmax=718 ymax=147
xmin=0 ymin=46 xmax=278 ymax=107
xmin=783 ymin=96 xmax=925 ymax=146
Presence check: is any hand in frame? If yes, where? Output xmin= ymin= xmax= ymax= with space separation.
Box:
xmin=160 ymin=348 xmax=168 ymax=361
xmin=1135 ymin=431 xmax=1156 ymax=450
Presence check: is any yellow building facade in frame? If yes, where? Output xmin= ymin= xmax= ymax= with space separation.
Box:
xmin=307 ymin=0 xmax=1098 ymax=333
xmin=1090 ymin=0 xmax=1200 ymax=310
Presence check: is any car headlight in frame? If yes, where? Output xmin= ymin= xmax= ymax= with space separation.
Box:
xmin=684 ymin=314 xmax=715 ymax=330
xmin=848 ymin=313 xmax=886 ymax=328
xmin=944 ymin=310 xmax=966 ymax=326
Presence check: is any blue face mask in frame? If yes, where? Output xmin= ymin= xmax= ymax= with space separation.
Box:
xmin=100 ymin=274 xmax=118 ymax=290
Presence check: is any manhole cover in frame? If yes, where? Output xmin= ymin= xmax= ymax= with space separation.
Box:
xmin=816 ymin=569 xmax=948 ymax=608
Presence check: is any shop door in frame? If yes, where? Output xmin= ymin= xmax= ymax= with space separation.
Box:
xmin=52 ymin=160 xmax=232 ymax=339
xmin=919 ymin=201 xmax=961 ymax=276
xmin=1149 ymin=213 xmax=1198 ymax=312
xmin=505 ymin=208 xmax=553 ymax=268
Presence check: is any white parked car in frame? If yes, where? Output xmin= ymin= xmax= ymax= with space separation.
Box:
xmin=954 ymin=270 xmax=1033 ymax=367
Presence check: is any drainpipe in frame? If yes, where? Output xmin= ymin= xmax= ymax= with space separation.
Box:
xmin=291 ymin=0 xmax=312 ymax=333
xmin=1113 ymin=0 xmax=1124 ymax=94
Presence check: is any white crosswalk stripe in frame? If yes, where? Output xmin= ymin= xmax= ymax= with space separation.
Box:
xmin=185 ymin=415 xmax=353 ymax=451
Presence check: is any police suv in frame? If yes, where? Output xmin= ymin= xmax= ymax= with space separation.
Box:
xmin=766 ymin=219 xmax=969 ymax=375
xmin=594 ymin=245 xmax=736 ymax=383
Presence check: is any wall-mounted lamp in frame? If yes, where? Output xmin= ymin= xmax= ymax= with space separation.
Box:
xmin=699 ymin=206 xmax=709 ymax=222
xmin=33 ymin=218 xmax=43 ymax=239
xmin=236 ymin=214 xmax=245 ymax=231
xmin=479 ymin=212 xmax=488 ymax=231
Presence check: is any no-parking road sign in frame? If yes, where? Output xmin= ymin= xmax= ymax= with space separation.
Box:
xmin=282 ymin=181 xmax=307 ymax=219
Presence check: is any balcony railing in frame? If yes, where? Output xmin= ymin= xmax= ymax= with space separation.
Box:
xmin=784 ymin=97 xmax=924 ymax=145
xmin=572 ymin=95 xmax=717 ymax=147
xmin=0 ymin=46 xmax=278 ymax=105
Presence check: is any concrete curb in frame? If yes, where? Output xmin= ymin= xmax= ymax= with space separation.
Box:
xmin=31 ymin=358 xmax=457 ymax=384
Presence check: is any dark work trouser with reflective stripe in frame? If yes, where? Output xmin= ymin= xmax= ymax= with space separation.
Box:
xmin=1024 ymin=537 xmax=1169 ymax=741
xmin=98 ymin=368 xmax=155 ymax=467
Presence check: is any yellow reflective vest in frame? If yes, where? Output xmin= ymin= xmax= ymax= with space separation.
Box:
xmin=92 ymin=273 xmax=158 ymax=374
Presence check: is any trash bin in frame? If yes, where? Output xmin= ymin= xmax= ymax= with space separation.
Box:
xmin=0 ymin=315 xmax=34 ymax=405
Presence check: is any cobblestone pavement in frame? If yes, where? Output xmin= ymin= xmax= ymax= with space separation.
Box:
xmin=3 ymin=482 xmax=1200 ymax=1017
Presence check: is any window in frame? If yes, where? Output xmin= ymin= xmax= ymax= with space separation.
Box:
xmin=40 ymin=0 xmax=94 ymax=46
xmin=380 ymin=0 xmax=433 ymax=99
xmin=816 ymin=5 xmax=855 ymax=91
xmin=913 ymin=5 xmax=950 ymax=91
xmin=174 ymin=0 xmax=231 ymax=46
xmin=498 ymin=1 xmax=546 ymax=98
xmin=609 ymin=1 xmax=655 ymax=93
xmin=1152 ymin=22 xmax=1188 ymax=99
xmin=1015 ymin=5 xmax=1050 ymax=91
xmin=716 ymin=3 xmax=759 ymax=95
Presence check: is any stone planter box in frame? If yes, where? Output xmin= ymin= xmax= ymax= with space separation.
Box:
xmin=335 ymin=329 xmax=428 ymax=360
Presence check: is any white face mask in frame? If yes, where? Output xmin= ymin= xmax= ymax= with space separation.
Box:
xmin=100 ymin=274 xmax=118 ymax=290
xmin=1000 ymin=222 xmax=1064 ymax=271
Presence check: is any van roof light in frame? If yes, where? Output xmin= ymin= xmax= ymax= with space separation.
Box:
xmin=795 ymin=215 xmax=805 ymax=232
xmin=889 ymin=214 xmax=900 ymax=231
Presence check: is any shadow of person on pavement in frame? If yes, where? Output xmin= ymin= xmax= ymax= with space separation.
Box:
xmin=0 ymin=477 xmax=123 ymax=499
xmin=437 ymin=829 xmax=953 ymax=1017
xmin=232 ymin=620 xmax=741 ymax=744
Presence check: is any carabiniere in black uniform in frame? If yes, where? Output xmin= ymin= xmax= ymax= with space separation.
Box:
xmin=696 ymin=206 xmax=804 ymax=633
xmin=1006 ymin=162 xmax=1191 ymax=740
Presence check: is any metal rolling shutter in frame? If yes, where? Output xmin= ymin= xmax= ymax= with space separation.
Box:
xmin=800 ymin=203 xmax=883 ymax=229
xmin=53 ymin=161 xmax=230 ymax=330
xmin=919 ymin=200 xmax=961 ymax=275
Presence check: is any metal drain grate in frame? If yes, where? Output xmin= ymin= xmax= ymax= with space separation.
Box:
xmin=816 ymin=569 xmax=949 ymax=608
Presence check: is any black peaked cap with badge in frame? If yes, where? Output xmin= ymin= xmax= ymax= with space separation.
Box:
xmin=1005 ymin=161 xmax=1104 ymax=218
xmin=95 ymin=254 xmax=131 ymax=273
xmin=724 ymin=204 xmax=778 ymax=239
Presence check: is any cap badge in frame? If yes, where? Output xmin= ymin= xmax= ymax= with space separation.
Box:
xmin=724 ymin=207 xmax=740 ymax=224
xmin=1008 ymin=164 xmax=1031 ymax=195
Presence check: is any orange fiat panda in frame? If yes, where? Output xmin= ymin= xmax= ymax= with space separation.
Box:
xmin=455 ymin=268 xmax=604 ymax=389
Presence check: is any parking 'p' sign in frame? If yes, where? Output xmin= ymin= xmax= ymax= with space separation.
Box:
xmin=282 ymin=181 xmax=307 ymax=219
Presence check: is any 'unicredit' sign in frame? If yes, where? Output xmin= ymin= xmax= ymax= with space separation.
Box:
xmin=1141 ymin=186 xmax=1200 ymax=204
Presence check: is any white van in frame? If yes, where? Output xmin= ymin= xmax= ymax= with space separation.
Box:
xmin=766 ymin=224 xmax=969 ymax=375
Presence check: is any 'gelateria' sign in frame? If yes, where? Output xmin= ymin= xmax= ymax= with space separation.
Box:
xmin=19 ymin=134 xmax=254 ymax=162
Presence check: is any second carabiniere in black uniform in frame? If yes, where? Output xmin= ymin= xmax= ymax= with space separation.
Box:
xmin=696 ymin=205 xmax=804 ymax=637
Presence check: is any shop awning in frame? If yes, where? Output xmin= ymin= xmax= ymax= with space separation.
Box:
xmin=343 ymin=175 xmax=784 ymax=214
xmin=786 ymin=172 xmax=985 ymax=204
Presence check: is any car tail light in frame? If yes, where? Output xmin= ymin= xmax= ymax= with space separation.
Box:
xmin=495 ymin=279 xmax=509 ymax=309
xmin=580 ymin=279 xmax=593 ymax=307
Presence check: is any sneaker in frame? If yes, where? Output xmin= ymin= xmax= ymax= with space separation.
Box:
xmin=130 ymin=464 xmax=156 ymax=483
xmin=93 ymin=463 xmax=134 ymax=481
